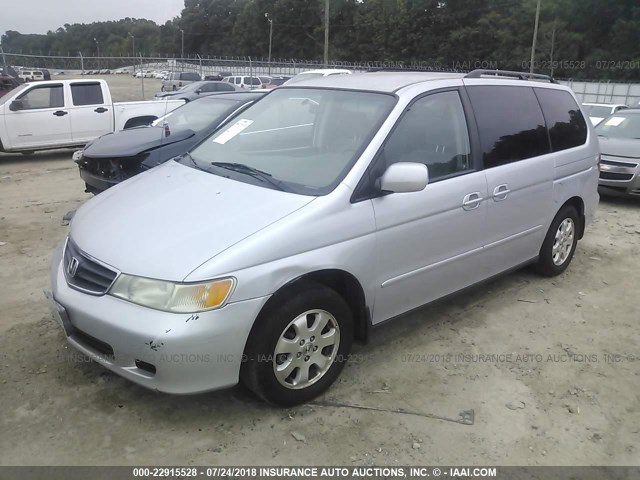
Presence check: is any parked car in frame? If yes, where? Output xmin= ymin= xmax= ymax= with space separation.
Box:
xmin=49 ymin=71 xmax=598 ymax=405
xmin=223 ymin=75 xmax=263 ymax=89
xmin=0 ymin=79 xmax=184 ymax=153
xmin=135 ymin=70 xmax=155 ymax=79
xmin=262 ymin=76 xmax=291 ymax=89
xmin=204 ymin=73 xmax=229 ymax=81
xmin=154 ymin=71 xmax=169 ymax=79
xmin=582 ymin=103 xmax=628 ymax=126
xmin=18 ymin=69 xmax=45 ymax=82
xmin=154 ymin=80 xmax=240 ymax=102
xmin=594 ymin=109 xmax=640 ymax=197
xmin=162 ymin=72 xmax=202 ymax=91
xmin=0 ymin=74 xmax=19 ymax=98
xmin=74 ymin=91 xmax=265 ymax=193
xmin=284 ymin=68 xmax=352 ymax=85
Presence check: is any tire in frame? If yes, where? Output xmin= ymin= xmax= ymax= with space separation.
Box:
xmin=241 ymin=282 xmax=353 ymax=406
xmin=535 ymin=205 xmax=580 ymax=277
xmin=172 ymin=85 xmax=177 ymax=91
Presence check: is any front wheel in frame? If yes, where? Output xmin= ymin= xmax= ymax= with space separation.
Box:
xmin=535 ymin=205 xmax=579 ymax=277
xmin=241 ymin=283 xmax=353 ymax=406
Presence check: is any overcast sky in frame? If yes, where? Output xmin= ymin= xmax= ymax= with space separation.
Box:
xmin=1 ymin=0 xmax=184 ymax=36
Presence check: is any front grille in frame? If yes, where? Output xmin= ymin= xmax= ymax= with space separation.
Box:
xmin=600 ymin=156 xmax=639 ymax=169
xmin=64 ymin=240 xmax=118 ymax=295
xmin=599 ymin=172 xmax=634 ymax=181
xmin=78 ymin=154 xmax=147 ymax=181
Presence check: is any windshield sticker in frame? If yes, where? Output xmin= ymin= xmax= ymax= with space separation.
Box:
xmin=604 ymin=117 xmax=625 ymax=127
xmin=212 ymin=119 xmax=254 ymax=144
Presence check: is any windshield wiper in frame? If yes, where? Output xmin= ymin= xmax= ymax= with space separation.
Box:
xmin=210 ymin=162 xmax=287 ymax=192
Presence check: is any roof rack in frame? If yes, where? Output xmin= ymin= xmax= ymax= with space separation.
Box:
xmin=365 ymin=67 xmax=464 ymax=73
xmin=465 ymin=69 xmax=557 ymax=83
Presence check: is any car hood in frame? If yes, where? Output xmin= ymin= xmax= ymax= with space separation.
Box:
xmin=598 ymin=136 xmax=640 ymax=159
xmin=84 ymin=127 xmax=195 ymax=159
xmin=70 ymin=161 xmax=315 ymax=280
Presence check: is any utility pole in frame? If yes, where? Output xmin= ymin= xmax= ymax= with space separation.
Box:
xmin=128 ymin=32 xmax=135 ymax=73
xmin=180 ymin=29 xmax=185 ymax=59
xmin=0 ymin=44 xmax=7 ymax=73
xmin=529 ymin=0 xmax=542 ymax=73
xmin=94 ymin=38 xmax=100 ymax=70
xmin=323 ymin=0 xmax=329 ymax=66
xmin=265 ymin=13 xmax=273 ymax=75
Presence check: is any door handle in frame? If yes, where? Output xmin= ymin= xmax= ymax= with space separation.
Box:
xmin=492 ymin=184 xmax=511 ymax=201
xmin=53 ymin=110 xmax=68 ymax=117
xmin=94 ymin=107 xmax=108 ymax=113
xmin=462 ymin=192 xmax=484 ymax=210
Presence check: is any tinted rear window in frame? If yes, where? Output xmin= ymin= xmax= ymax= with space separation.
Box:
xmin=181 ymin=72 xmax=200 ymax=81
xmin=467 ymin=86 xmax=550 ymax=168
xmin=71 ymin=82 xmax=104 ymax=106
xmin=535 ymin=88 xmax=587 ymax=151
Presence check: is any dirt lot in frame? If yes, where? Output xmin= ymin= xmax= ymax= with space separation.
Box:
xmin=0 ymin=75 xmax=639 ymax=466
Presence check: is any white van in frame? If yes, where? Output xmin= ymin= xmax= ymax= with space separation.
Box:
xmin=18 ymin=70 xmax=44 ymax=82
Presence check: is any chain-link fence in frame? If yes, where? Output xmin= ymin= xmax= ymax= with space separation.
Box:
xmin=1 ymin=52 xmax=467 ymax=78
xmin=3 ymin=52 xmax=640 ymax=106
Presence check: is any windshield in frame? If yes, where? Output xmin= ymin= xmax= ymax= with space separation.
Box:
xmin=287 ymin=73 xmax=325 ymax=84
xmin=583 ymin=105 xmax=612 ymax=118
xmin=0 ymin=83 xmax=28 ymax=106
xmin=185 ymin=88 xmax=396 ymax=195
xmin=595 ymin=114 xmax=640 ymax=139
xmin=151 ymin=98 xmax=243 ymax=132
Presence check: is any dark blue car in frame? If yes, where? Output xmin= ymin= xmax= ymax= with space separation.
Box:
xmin=75 ymin=91 xmax=266 ymax=193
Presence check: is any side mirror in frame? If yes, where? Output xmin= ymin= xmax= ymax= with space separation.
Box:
xmin=196 ymin=89 xmax=202 ymax=94
xmin=9 ymin=99 xmax=24 ymax=111
xmin=380 ymin=162 xmax=429 ymax=194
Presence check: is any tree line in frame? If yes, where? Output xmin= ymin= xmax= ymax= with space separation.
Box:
xmin=2 ymin=0 xmax=639 ymax=80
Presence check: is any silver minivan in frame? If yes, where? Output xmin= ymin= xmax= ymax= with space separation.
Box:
xmin=49 ymin=70 xmax=599 ymax=405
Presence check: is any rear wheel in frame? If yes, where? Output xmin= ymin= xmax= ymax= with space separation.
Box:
xmin=241 ymin=283 xmax=353 ymax=406
xmin=536 ymin=205 xmax=579 ymax=277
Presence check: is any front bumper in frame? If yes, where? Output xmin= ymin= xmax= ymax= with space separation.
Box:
xmin=78 ymin=167 xmax=120 ymax=193
xmin=598 ymin=156 xmax=640 ymax=197
xmin=49 ymin=242 xmax=269 ymax=394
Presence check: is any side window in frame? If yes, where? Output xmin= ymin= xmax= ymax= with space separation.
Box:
xmin=467 ymin=86 xmax=550 ymax=168
xmin=71 ymin=83 xmax=104 ymax=106
xmin=218 ymin=83 xmax=234 ymax=91
xmin=201 ymin=83 xmax=216 ymax=92
xmin=382 ymin=91 xmax=472 ymax=180
xmin=534 ymin=88 xmax=587 ymax=152
xmin=18 ymin=85 xmax=64 ymax=110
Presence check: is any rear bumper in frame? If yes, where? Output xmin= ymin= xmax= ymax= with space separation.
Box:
xmin=49 ymin=241 xmax=269 ymax=394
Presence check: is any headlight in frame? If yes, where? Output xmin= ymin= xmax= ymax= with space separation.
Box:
xmin=72 ymin=149 xmax=84 ymax=162
xmin=109 ymin=274 xmax=235 ymax=313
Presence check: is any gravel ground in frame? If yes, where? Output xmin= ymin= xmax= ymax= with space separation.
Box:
xmin=0 ymin=75 xmax=639 ymax=466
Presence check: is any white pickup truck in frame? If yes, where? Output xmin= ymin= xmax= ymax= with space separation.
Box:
xmin=0 ymin=79 xmax=184 ymax=153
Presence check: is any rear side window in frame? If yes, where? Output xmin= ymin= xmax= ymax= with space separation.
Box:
xmin=71 ymin=83 xmax=104 ymax=106
xmin=467 ymin=86 xmax=550 ymax=168
xmin=534 ymin=88 xmax=587 ymax=151
xmin=217 ymin=83 xmax=234 ymax=92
